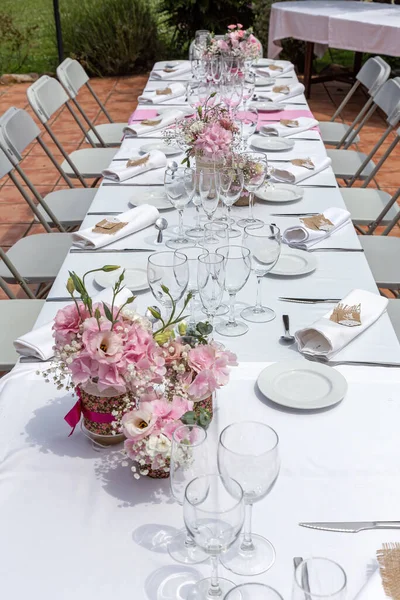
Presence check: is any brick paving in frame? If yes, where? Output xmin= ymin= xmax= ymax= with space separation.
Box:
xmin=0 ymin=74 xmax=398 ymax=299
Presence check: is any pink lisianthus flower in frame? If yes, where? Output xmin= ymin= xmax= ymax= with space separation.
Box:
xmin=69 ymin=353 xmax=96 ymax=386
xmin=122 ymin=401 xmax=157 ymax=441
xmin=83 ymin=328 xmax=124 ymax=365
xmin=53 ymin=303 xmax=87 ymax=346
xmin=194 ymin=122 xmax=233 ymax=160
xmin=237 ymin=23 xmax=243 ymax=29
xmin=227 ymin=24 xmax=236 ymax=30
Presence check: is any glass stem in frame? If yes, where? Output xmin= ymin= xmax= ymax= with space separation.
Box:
xmin=184 ymin=533 xmax=196 ymax=548
xmin=209 ymin=555 xmax=222 ymax=597
xmin=178 ymin=209 xmax=184 ymax=240
xmin=227 ymin=205 xmax=233 ymax=230
xmin=196 ymin=205 xmax=201 ymax=228
xmin=248 ymin=191 xmax=254 ymax=221
xmin=189 ymin=292 xmax=196 ymax=326
xmin=240 ymin=503 xmax=255 ymax=552
xmin=227 ymin=292 xmax=237 ymax=326
xmin=208 ymin=313 xmax=215 ymax=340
xmin=255 ymin=275 xmax=264 ymax=311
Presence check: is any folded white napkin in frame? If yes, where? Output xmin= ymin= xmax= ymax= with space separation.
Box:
xmin=295 ymin=289 xmax=388 ymax=359
xmin=72 ymin=204 xmax=159 ymax=250
xmin=258 ymin=82 xmax=305 ymax=103
xmin=256 ymin=61 xmax=294 ymax=77
xmin=151 ymin=64 xmax=192 ymax=80
xmin=272 ymin=156 xmax=332 ymax=185
xmin=102 ymin=150 xmax=167 ymax=182
xmin=264 ymin=117 xmax=319 ymax=137
xmin=123 ymin=109 xmax=184 ymax=137
xmin=138 ymin=83 xmax=186 ymax=104
xmin=354 ymin=569 xmax=386 ymax=600
xmin=14 ymin=288 xmax=133 ymax=361
xmin=282 ymin=206 xmax=350 ymax=249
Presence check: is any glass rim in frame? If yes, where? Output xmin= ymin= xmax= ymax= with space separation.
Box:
xmin=216 ymin=245 xmax=251 ymax=259
xmin=225 ymin=583 xmax=284 ymax=600
xmin=180 ymin=246 xmax=209 ymax=260
xmin=184 ymin=473 xmax=244 ymax=513
xmin=244 ymin=223 xmax=281 ymax=237
xmin=219 ymin=421 xmax=279 ymax=457
xmin=198 ymin=252 xmax=225 ymax=265
xmin=172 ymin=423 xmax=207 ymax=446
xmin=294 ymin=557 xmax=347 ymax=597
xmin=148 ymin=250 xmax=188 ymax=266
xmin=204 ymin=222 xmax=229 ymax=231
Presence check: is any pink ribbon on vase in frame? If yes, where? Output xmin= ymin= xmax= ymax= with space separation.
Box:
xmin=64 ymin=387 xmax=115 ymax=436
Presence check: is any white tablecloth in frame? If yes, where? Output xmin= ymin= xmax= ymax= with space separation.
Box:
xmin=268 ymin=1 xmax=400 ymax=59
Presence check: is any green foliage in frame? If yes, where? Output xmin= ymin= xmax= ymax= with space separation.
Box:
xmin=60 ymin=0 xmax=162 ymax=76
xmin=0 ymin=11 xmax=39 ymax=74
xmin=181 ymin=407 xmax=212 ymax=429
xmin=160 ymin=0 xmax=254 ymax=57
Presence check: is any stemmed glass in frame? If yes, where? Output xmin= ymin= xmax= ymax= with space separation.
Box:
xmin=199 ymin=167 xmax=220 ymax=225
xmin=292 ymin=558 xmax=347 ymax=600
xmin=187 ymin=82 xmax=209 ymax=109
xmin=221 ymin=75 xmax=243 ymax=116
xmin=147 ymin=251 xmax=189 ymax=318
xmin=217 ymin=166 xmax=244 ymax=238
xmin=236 ymin=106 xmax=258 ymax=143
xmin=201 ymin=221 xmax=229 ymax=250
xmin=168 ymin=424 xmax=209 ymax=565
xmin=187 ymin=187 xmax=204 ymax=239
xmin=226 ymin=583 xmax=284 ymax=600
xmin=184 ymin=474 xmax=245 ymax=600
xmin=242 ymin=71 xmax=256 ymax=107
xmin=218 ymin=421 xmax=280 ymax=576
xmin=180 ymin=246 xmax=209 ymax=328
xmin=164 ymin=167 xmax=196 ymax=249
xmin=241 ymin=223 xmax=281 ymax=323
xmin=197 ymin=253 xmax=226 ymax=334
xmin=215 ymin=246 xmax=251 ymax=337
xmin=237 ymin=152 xmax=268 ymax=228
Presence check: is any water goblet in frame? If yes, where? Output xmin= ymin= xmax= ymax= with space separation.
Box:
xmin=186 ymin=187 xmax=204 ymax=239
xmin=215 ymin=245 xmax=251 ymax=337
xmin=226 ymin=583 xmax=284 ymax=600
xmin=217 ymin=167 xmax=244 ymax=238
xmin=197 ymin=253 xmax=226 ymax=334
xmin=201 ymin=221 xmax=229 ymax=250
xmin=199 ymin=167 xmax=220 ymax=224
xmin=218 ymin=421 xmax=280 ymax=575
xmin=164 ymin=167 xmax=196 ymax=249
xmin=237 ymin=152 xmax=268 ymax=228
xmin=168 ymin=424 xmax=210 ymax=565
xmin=242 ymin=71 xmax=256 ymax=107
xmin=221 ymin=76 xmax=244 ymax=116
xmin=241 ymin=223 xmax=281 ymax=323
xmin=292 ymin=558 xmax=347 ymax=600
xmin=236 ymin=106 xmax=258 ymax=142
xmin=184 ymin=474 xmax=245 ymax=600
xmin=147 ymin=251 xmax=189 ymax=318
xmin=180 ymin=246 xmax=209 ymax=327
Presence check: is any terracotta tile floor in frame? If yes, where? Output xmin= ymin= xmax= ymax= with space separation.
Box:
xmin=0 ymin=75 xmax=398 ymax=299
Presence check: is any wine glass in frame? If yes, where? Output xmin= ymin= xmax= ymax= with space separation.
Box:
xmin=226 ymin=583 xmax=284 ymax=600
xmin=236 ymin=107 xmax=258 ymax=142
xmin=237 ymin=152 xmax=268 ymax=228
xmin=292 ymin=558 xmax=347 ymax=600
xmin=242 ymin=71 xmax=256 ymax=107
xmin=168 ymin=424 xmax=210 ymax=564
xmin=218 ymin=422 xmax=280 ymax=576
xmin=221 ymin=76 xmax=243 ymax=116
xmin=147 ymin=251 xmax=189 ymax=318
xmin=215 ymin=245 xmax=251 ymax=337
xmin=201 ymin=221 xmax=229 ymax=250
xmin=187 ymin=82 xmax=209 ymax=109
xmin=180 ymin=246 xmax=209 ymax=327
xmin=184 ymin=474 xmax=245 ymax=600
xmin=164 ymin=167 xmax=196 ymax=248
xmin=197 ymin=253 xmax=226 ymax=335
xmin=199 ymin=167 xmax=220 ymax=224
xmin=241 ymin=223 xmax=281 ymax=323
xmin=186 ymin=187 xmax=204 ymax=239
xmin=217 ymin=166 xmax=244 ymax=239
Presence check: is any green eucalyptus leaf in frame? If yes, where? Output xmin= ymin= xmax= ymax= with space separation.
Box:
xmin=180 ymin=411 xmax=196 ymax=425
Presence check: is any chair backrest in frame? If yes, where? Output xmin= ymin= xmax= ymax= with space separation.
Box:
xmin=374 ymin=78 xmax=400 ymax=124
xmin=57 ymin=58 xmax=89 ymax=99
xmin=0 ymin=107 xmax=41 ymax=163
xmin=0 ymin=145 xmax=13 ymax=180
xmin=356 ymin=56 xmax=390 ymax=97
xmin=27 ymin=75 xmax=69 ymax=123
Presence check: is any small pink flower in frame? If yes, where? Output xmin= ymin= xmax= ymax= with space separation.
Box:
xmin=188 ymin=370 xmax=217 ymax=401
xmin=53 ymin=303 xmax=87 ymax=346
xmin=83 ymin=329 xmax=124 ymax=364
xmin=69 ymin=353 xmax=95 ymax=386
xmin=227 ymin=24 xmax=236 ymax=30
xmin=217 ymin=40 xmax=229 ymax=52
xmin=164 ymin=341 xmax=184 ymax=364
xmin=237 ymin=23 xmax=243 ymax=29
xmin=188 ymin=345 xmax=216 ymax=372
xmin=122 ymin=402 xmax=157 ymax=441
xmin=97 ymin=362 xmax=126 ymax=392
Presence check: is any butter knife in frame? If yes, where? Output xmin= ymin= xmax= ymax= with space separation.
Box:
xmin=299 ymin=521 xmax=400 ymax=533
xmin=279 ymin=297 xmax=341 ymax=304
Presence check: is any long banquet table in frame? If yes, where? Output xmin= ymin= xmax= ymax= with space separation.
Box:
xmin=1 ymin=60 xmax=400 ymax=599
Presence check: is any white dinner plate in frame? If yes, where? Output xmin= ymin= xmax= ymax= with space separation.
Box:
xmin=129 ymin=189 xmax=172 ymax=211
xmin=140 ymin=142 xmax=181 ymax=156
xmin=95 ymin=267 xmax=149 ymax=292
xmin=256 ymin=183 xmax=303 ymax=203
xmin=250 ymin=102 xmax=285 ymax=112
xmin=255 ymin=77 xmax=274 ymax=87
xmin=155 ymin=60 xmax=185 ymax=70
xmin=269 ymin=248 xmax=317 ymax=276
xmin=257 ymin=360 xmax=348 ymax=410
xmin=251 ymin=136 xmax=295 ymax=152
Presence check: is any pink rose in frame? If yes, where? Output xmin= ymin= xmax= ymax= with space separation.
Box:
xmin=227 ymin=24 xmax=236 ymax=30
xmin=237 ymin=23 xmax=243 ymax=29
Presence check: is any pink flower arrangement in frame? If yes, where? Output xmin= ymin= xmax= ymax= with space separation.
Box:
xmin=204 ymin=24 xmax=262 ymax=61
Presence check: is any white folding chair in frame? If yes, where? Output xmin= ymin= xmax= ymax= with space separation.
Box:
xmin=319 ymin=56 xmax=390 ymax=147
xmin=387 ymin=299 xmax=400 ymax=341
xmin=327 ymin=78 xmax=400 ymax=181
xmin=27 ymin=76 xmax=116 ymax=184
xmin=0 ymin=107 xmax=96 ymax=229
xmin=0 ymin=147 xmax=73 ymax=292
xmin=57 ymin=58 xmax=126 ymax=148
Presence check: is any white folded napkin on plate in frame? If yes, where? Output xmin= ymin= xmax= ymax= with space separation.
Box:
xmin=102 ymin=150 xmax=167 ymax=182
xmin=256 ymin=62 xmax=294 ymax=77
xmin=264 ymin=117 xmax=319 ymax=137
xmin=354 ymin=569 xmax=386 ymax=600
xmin=123 ymin=109 xmax=184 ymax=137
xmin=295 ymin=289 xmax=388 ymax=359
xmin=258 ymin=82 xmax=305 ymax=103
xmin=282 ymin=206 xmax=350 ymax=249
xmin=138 ymin=83 xmax=187 ymax=104
xmin=151 ymin=64 xmax=192 ymax=80
xmin=14 ymin=288 xmax=133 ymax=361
xmin=72 ymin=204 xmax=159 ymax=250
xmin=272 ymin=156 xmax=332 ymax=185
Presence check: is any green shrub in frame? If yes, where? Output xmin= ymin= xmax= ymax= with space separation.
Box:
xmin=0 ymin=11 xmax=39 ymax=74
xmin=60 ymin=0 xmax=162 ymax=76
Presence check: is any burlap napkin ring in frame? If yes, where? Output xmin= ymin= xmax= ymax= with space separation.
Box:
xmin=329 ymin=303 xmax=361 ymax=327
xmin=291 ymin=158 xmax=315 ymax=170
xmin=280 ymin=119 xmax=299 ymax=127
xmin=272 ymin=85 xmax=290 ymax=94
xmin=140 ymin=118 xmax=162 ymax=126
xmin=269 ymin=64 xmax=283 ymax=72
xmin=92 ymin=218 xmax=128 ymax=235
xmin=377 ymin=543 xmax=400 ymax=600
xmin=300 ymin=214 xmax=334 ymax=232
xmin=156 ymin=87 xmax=172 ymax=96
xmin=163 ymin=67 xmax=176 ymax=73
xmin=126 ymin=154 xmax=150 ymax=168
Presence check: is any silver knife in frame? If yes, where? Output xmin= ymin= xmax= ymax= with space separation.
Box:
xmin=70 ymin=248 xmax=152 ymax=253
xmin=279 ymin=297 xmax=341 ymax=304
xmin=299 ymin=521 xmax=400 ymax=533
xmin=270 ymin=213 xmax=318 ymax=217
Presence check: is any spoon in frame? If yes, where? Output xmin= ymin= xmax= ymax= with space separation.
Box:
xmin=155 ymin=217 xmax=168 ymax=243
xmin=280 ymin=314 xmax=295 ymax=344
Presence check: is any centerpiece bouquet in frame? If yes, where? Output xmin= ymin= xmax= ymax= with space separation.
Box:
xmin=204 ymin=24 xmax=261 ymax=61
xmin=42 ymin=266 xmax=237 ymax=478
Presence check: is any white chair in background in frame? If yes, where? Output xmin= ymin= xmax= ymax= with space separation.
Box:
xmin=319 ymin=56 xmax=390 ymax=147
xmin=57 ymin=58 xmax=126 ymax=148
xmin=387 ymin=299 xmax=400 ymax=342
xmin=27 ymin=76 xmax=116 ymax=185
xmin=0 ymin=107 xmax=96 ymax=229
